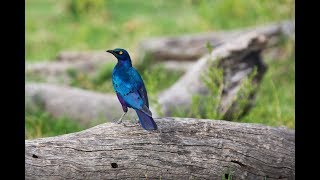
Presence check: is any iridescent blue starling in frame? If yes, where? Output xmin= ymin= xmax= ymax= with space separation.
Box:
xmin=106 ymin=48 xmax=158 ymax=131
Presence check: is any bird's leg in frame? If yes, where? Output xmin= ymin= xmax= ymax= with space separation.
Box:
xmin=117 ymin=111 xmax=127 ymax=124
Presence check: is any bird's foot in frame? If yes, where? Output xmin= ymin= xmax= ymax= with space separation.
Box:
xmin=112 ymin=118 xmax=123 ymax=124
xmin=112 ymin=112 xmax=127 ymax=124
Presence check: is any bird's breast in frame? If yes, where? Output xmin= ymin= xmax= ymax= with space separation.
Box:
xmin=112 ymin=69 xmax=136 ymax=93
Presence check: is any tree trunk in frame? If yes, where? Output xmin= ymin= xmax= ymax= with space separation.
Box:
xmin=25 ymin=118 xmax=295 ymax=180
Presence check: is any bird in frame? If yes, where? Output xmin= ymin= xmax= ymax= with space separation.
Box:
xmin=106 ymin=48 xmax=158 ymax=131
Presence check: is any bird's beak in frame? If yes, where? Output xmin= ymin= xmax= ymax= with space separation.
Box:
xmin=106 ymin=50 xmax=116 ymax=56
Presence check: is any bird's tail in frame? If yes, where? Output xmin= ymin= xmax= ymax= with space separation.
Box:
xmin=135 ymin=109 xmax=158 ymax=130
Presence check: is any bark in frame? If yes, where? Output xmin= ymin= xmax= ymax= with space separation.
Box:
xmin=138 ymin=20 xmax=294 ymax=62
xmin=25 ymin=118 xmax=295 ymax=180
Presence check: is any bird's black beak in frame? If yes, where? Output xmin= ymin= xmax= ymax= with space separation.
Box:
xmin=106 ymin=50 xmax=116 ymax=56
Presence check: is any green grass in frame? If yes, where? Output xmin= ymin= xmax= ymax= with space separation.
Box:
xmin=25 ymin=110 xmax=86 ymax=139
xmin=241 ymin=38 xmax=295 ymax=128
xmin=26 ymin=0 xmax=293 ymax=61
xmin=168 ymin=37 xmax=294 ymax=129
xmin=26 ymin=0 xmax=294 ymax=138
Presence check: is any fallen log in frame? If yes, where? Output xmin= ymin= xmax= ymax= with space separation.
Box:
xmin=25 ymin=83 xmax=139 ymax=125
xmin=25 ymin=118 xmax=295 ymax=179
xmin=56 ymin=51 xmax=108 ymax=62
xmin=138 ymin=20 xmax=294 ymax=62
xmin=25 ymin=51 xmax=138 ymax=84
xmin=158 ymin=31 xmax=268 ymax=120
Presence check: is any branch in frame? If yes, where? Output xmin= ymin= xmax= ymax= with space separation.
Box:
xmin=25 ymin=118 xmax=295 ymax=179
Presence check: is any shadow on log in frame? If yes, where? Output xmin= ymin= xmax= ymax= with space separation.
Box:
xmin=25 ymin=118 xmax=295 ymax=179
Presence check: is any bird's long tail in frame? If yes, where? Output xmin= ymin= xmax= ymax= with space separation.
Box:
xmin=135 ymin=109 xmax=158 ymax=130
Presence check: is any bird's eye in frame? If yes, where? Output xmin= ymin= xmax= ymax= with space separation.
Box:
xmin=119 ymin=51 xmax=123 ymax=55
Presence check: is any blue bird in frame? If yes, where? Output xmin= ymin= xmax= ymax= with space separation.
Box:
xmin=106 ymin=48 xmax=158 ymax=131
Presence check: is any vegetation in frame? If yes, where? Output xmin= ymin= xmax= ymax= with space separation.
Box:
xmin=26 ymin=0 xmax=293 ymax=61
xmin=25 ymin=107 xmax=85 ymax=139
xmin=26 ymin=0 xmax=294 ymax=139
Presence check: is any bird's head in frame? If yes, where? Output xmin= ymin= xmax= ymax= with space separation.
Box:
xmin=106 ymin=48 xmax=131 ymax=62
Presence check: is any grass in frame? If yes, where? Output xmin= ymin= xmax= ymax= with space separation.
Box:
xmin=26 ymin=0 xmax=294 ymax=138
xmin=25 ymin=110 xmax=85 ymax=139
xmin=168 ymin=37 xmax=294 ymax=129
xmin=241 ymin=39 xmax=295 ymax=128
xmin=26 ymin=0 xmax=293 ymax=61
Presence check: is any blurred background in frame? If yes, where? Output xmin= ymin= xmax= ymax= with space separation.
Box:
xmin=26 ymin=0 xmax=294 ymax=139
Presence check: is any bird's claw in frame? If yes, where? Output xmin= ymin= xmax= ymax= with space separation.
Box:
xmin=112 ymin=118 xmax=122 ymax=124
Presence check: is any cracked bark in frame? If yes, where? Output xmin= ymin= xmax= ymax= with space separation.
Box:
xmin=25 ymin=118 xmax=295 ymax=180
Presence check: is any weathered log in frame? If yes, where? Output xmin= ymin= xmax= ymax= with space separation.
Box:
xmin=138 ymin=20 xmax=294 ymax=62
xmin=25 ymin=59 xmax=116 ymax=85
xmin=25 ymin=83 xmax=140 ymax=125
xmin=56 ymin=50 xmax=138 ymax=63
xmin=25 ymin=118 xmax=295 ymax=179
xmin=56 ymin=51 xmax=108 ymax=62
xmin=158 ymin=31 xmax=268 ymax=120
xmin=157 ymin=61 xmax=195 ymax=72
xmin=25 ymin=50 xmax=140 ymax=84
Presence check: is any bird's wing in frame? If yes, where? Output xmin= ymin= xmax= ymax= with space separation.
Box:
xmin=120 ymin=91 xmax=152 ymax=117
xmin=138 ymin=84 xmax=149 ymax=108
xmin=129 ymin=67 xmax=149 ymax=108
xmin=113 ymin=67 xmax=152 ymax=116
